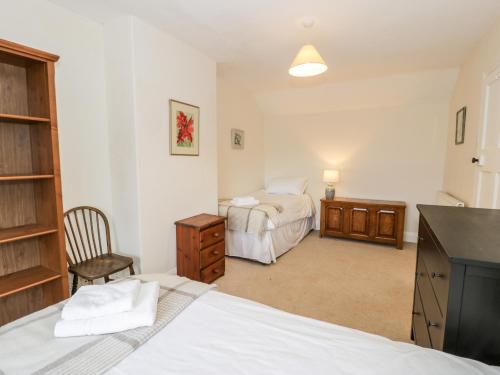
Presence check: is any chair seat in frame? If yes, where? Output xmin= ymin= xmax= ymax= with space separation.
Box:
xmin=68 ymin=254 xmax=133 ymax=281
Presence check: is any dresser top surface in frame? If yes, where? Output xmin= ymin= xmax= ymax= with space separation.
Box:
xmin=175 ymin=213 xmax=225 ymax=230
xmin=417 ymin=204 xmax=500 ymax=266
xmin=322 ymin=196 xmax=406 ymax=207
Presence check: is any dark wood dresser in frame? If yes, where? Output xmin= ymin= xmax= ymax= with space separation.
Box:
xmin=320 ymin=197 xmax=406 ymax=249
xmin=175 ymin=214 xmax=225 ymax=284
xmin=412 ymin=205 xmax=500 ymax=365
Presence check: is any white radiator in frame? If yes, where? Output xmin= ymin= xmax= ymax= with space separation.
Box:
xmin=436 ymin=191 xmax=465 ymax=207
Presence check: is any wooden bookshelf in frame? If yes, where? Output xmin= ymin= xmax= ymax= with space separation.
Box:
xmin=0 ymin=39 xmax=69 ymax=325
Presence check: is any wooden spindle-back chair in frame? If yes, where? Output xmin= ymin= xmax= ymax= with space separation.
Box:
xmin=64 ymin=206 xmax=134 ymax=295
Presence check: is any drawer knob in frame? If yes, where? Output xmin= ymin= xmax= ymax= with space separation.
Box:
xmin=213 ymin=250 xmax=220 ymax=255
xmin=431 ymin=272 xmax=443 ymax=279
xmin=213 ymin=232 xmax=220 ymax=238
xmin=213 ymin=268 xmax=220 ymax=274
xmin=412 ymin=311 xmax=420 ymax=316
xmin=427 ymin=320 xmax=439 ymax=328
xmin=418 ymin=236 xmax=424 ymax=242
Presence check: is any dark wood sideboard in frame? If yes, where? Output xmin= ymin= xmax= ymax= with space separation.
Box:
xmin=175 ymin=214 xmax=225 ymax=284
xmin=320 ymin=197 xmax=406 ymax=249
xmin=412 ymin=205 xmax=500 ymax=365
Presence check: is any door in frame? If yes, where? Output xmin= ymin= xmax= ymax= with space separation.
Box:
xmin=474 ymin=67 xmax=500 ymax=208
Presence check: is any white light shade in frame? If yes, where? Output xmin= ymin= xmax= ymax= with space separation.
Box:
xmin=323 ymin=170 xmax=339 ymax=183
xmin=288 ymin=44 xmax=328 ymax=77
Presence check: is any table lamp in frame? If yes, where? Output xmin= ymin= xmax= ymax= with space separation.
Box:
xmin=323 ymin=170 xmax=339 ymax=200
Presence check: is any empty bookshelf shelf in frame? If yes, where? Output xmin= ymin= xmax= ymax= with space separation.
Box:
xmin=0 ymin=174 xmax=54 ymax=181
xmin=0 ymin=224 xmax=58 ymax=244
xmin=0 ymin=113 xmax=51 ymax=124
xmin=0 ymin=266 xmax=61 ymax=298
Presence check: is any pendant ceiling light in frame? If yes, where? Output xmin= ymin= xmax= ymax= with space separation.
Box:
xmin=288 ymin=44 xmax=328 ymax=77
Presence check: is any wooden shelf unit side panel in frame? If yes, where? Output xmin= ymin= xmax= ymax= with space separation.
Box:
xmin=46 ymin=61 xmax=68 ymax=298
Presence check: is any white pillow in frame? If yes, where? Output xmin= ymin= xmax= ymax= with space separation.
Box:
xmin=266 ymin=177 xmax=308 ymax=195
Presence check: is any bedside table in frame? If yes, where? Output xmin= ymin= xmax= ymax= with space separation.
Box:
xmin=175 ymin=213 xmax=226 ymax=283
xmin=320 ymin=197 xmax=406 ymax=249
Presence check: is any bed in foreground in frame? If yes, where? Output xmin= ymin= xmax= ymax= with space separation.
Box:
xmin=0 ymin=274 xmax=498 ymax=375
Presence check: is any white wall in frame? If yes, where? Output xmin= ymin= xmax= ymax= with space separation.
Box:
xmin=217 ymin=77 xmax=265 ymax=198
xmin=104 ymin=16 xmax=141 ymax=261
xmin=131 ymin=18 xmax=218 ymax=272
xmin=257 ymin=70 xmax=457 ymax=241
xmin=104 ymin=17 xmax=218 ymax=273
xmin=443 ymin=18 xmax=500 ymax=205
xmin=0 ymin=0 xmax=113 ymax=215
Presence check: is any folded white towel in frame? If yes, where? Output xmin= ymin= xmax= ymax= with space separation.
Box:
xmin=54 ymin=281 xmax=160 ymax=337
xmin=61 ymin=279 xmax=141 ymax=321
xmin=230 ymin=196 xmax=260 ymax=206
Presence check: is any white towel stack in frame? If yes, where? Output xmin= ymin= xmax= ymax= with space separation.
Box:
xmin=230 ymin=196 xmax=260 ymax=206
xmin=54 ymin=279 xmax=160 ymax=337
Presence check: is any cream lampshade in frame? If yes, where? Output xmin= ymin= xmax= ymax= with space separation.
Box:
xmin=288 ymin=44 xmax=328 ymax=77
xmin=323 ymin=169 xmax=339 ymax=183
xmin=323 ymin=170 xmax=339 ymax=200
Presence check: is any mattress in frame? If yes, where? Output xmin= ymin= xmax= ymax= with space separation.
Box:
xmin=107 ymin=290 xmax=498 ymax=375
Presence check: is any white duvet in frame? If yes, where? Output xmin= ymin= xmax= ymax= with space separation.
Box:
xmin=107 ymin=291 xmax=498 ymax=375
xmin=250 ymin=190 xmax=315 ymax=230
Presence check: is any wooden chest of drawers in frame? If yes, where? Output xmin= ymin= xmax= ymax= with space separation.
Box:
xmin=320 ymin=197 xmax=406 ymax=249
xmin=412 ymin=205 xmax=500 ymax=365
xmin=175 ymin=214 xmax=225 ymax=284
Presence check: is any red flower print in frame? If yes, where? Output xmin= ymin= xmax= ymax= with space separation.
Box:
xmin=176 ymin=111 xmax=194 ymax=146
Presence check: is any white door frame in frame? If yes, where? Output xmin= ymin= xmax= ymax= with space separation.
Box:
xmin=473 ymin=65 xmax=500 ymax=207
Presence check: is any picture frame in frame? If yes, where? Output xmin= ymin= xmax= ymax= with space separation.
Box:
xmin=231 ymin=128 xmax=245 ymax=150
xmin=169 ymin=99 xmax=200 ymax=156
xmin=455 ymin=106 xmax=466 ymax=145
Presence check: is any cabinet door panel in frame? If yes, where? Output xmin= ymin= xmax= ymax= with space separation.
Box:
xmin=325 ymin=206 xmax=344 ymax=234
xmin=349 ymin=208 xmax=370 ymax=237
xmin=376 ymin=210 xmax=397 ymax=240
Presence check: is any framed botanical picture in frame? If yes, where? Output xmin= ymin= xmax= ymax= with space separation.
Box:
xmin=231 ymin=128 xmax=244 ymax=150
xmin=455 ymin=106 xmax=466 ymax=145
xmin=170 ymin=99 xmax=200 ymax=156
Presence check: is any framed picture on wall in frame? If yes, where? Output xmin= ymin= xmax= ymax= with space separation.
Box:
xmin=169 ymin=99 xmax=200 ymax=156
xmin=231 ymin=128 xmax=245 ymax=150
xmin=455 ymin=106 xmax=466 ymax=145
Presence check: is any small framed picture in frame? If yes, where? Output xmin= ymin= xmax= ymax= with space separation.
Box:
xmin=455 ymin=106 xmax=466 ymax=145
xmin=170 ymin=99 xmax=200 ymax=156
xmin=231 ymin=128 xmax=244 ymax=150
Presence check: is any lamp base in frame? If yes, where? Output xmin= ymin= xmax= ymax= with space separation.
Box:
xmin=325 ymin=186 xmax=336 ymax=200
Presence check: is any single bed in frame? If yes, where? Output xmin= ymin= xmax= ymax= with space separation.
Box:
xmin=1 ymin=274 xmax=497 ymax=375
xmin=221 ymin=189 xmax=316 ymax=263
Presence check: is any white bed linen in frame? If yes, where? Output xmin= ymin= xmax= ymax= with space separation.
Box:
xmin=226 ymin=216 xmax=314 ymax=263
xmin=248 ymin=190 xmax=315 ymax=230
xmin=107 ymin=290 xmax=498 ymax=375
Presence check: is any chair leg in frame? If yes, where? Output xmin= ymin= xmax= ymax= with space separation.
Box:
xmin=104 ymin=276 xmax=110 ymax=283
xmin=71 ymin=275 xmax=78 ymax=295
xmin=129 ymin=264 xmax=135 ymax=275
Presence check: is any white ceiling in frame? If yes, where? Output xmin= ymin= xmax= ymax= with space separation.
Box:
xmin=50 ymin=0 xmax=500 ymax=93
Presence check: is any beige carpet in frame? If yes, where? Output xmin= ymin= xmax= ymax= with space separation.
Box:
xmin=216 ymin=231 xmax=417 ymax=343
